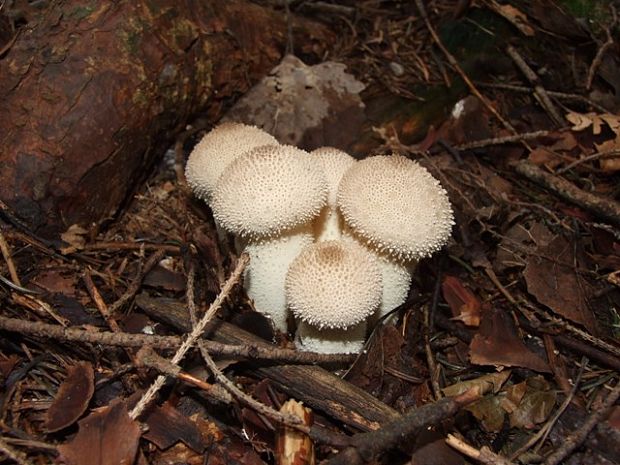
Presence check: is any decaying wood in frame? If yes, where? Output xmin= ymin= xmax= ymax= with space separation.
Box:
xmin=136 ymin=294 xmax=401 ymax=431
xmin=0 ymin=0 xmax=333 ymax=238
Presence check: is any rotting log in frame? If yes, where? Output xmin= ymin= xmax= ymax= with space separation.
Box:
xmin=0 ymin=0 xmax=333 ymax=238
xmin=136 ymin=294 xmax=401 ymax=431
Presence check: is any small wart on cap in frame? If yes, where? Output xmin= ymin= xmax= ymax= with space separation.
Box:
xmin=337 ymin=155 xmax=454 ymax=262
xmin=211 ymin=145 xmax=328 ymax=239
xmin=286 ymin=240 xmax=382 ymax=330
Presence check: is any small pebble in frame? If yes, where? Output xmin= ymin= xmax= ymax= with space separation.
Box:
xmin=389 ymin=62 xmax=405 ymax=77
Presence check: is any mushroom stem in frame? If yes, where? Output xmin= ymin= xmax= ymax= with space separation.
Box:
xmin=313 ymin=207 xmax=345 ymax=241
xmin=295 ymin=320 xmax=367 ymax=354
xmin=244 ymin=226 xmax=313 ymax=332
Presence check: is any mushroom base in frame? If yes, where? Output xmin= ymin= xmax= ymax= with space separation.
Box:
xmin=295 ymin=320 xmax=367 ymax=354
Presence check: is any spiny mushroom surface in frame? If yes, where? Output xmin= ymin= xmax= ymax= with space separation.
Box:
xmin=286 ymin=240 xmax=382 ymax=353
xmin=286 ymin=240 xmax=382 ymax=329
xmin=311 ymin=147 xmax=356 ymax=241
xmin=185 ymin=122 xmax=277 ymax=202
xmin=211 ymin=144 xmax=328 ymax=332
xmin=211 ymin=145 xmax=328 ymax=240
xmin=337 ymin=155 xmax=454 ymax=262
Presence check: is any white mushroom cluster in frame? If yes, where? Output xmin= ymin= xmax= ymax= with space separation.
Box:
xmin=185 ymin=122 xmax=454 ymax=354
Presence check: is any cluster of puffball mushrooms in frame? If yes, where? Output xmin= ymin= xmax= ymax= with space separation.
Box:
xmin=185 ymin=123 xmax=454 ymax=354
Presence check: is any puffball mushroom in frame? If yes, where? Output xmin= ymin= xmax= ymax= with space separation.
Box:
xmin=184 ymin=122 xmax=278 ymax=203
xmin=285 ymin=240 xmax=382 ymax=353
xmin=310 ymin=147 xmax=356 ymax=241
xmin=337 ymin=155 xmax=454 ymax=321
xmin=211 ymin=144 xmax=328 ymax=331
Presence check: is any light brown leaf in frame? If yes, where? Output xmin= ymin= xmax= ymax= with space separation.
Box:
xmin=442 ymin=371 xmax=511 ymax=398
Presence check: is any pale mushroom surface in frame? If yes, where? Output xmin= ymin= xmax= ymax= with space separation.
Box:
xmin=211 ymin=145 xmax=328 ymax=239
xmin=337 ymin=155 xmax=454 ymax=262
xmin=295 ymin=320 xmax=367 ymax=354
xmin=244 ymin=226 xmax=313 ymax=332
xmin=311 ymin=147 xmax=356 ymax=241
xmin=285 ymin=240 xmax=382 ymax=330
xmin=185 ymin=122 xmax=277 ymax=202
xmin=343 ymin=230 xmax=413 ymax=324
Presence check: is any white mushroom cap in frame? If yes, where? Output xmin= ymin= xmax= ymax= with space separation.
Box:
xmin=285 ymin=240 xmax=382 ymax=330
xmin=185 ymin=122 xmax=278 ymax=202
xmin=311 ymin=147 xmax=356 ymax=241
xmin=211 ymin=144 xmax=328 ymax=239
xmin=337 ymin=155 xmax=454 ymax=262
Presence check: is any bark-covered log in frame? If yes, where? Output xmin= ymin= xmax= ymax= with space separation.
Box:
xmin=0 ymin=0 xmax=332 ymax=238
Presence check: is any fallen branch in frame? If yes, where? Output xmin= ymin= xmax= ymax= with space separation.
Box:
xmin=0 ymin=316 xmax=352 ymax=364
xmin=324 ymin=389 xmax=480 ymax=465
xmin=513 ymin=160 xmax=620 ymax=227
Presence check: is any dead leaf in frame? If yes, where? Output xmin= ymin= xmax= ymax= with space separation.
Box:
xmin=58 ymin=400 xmax=140 ymax=465
xmin=44 ymin=362 xmax=94 ymax=433
xmin=442 ymin=371 xmax=511 ymax=398
xmin=60 ymin=224 xmax=88 ymax=254
xmin=466 ymin=394 xmax=506 ymax=432
xmin=508 ymin=377 xmax=556 ymax=429
xmin=470 ymin=308 xmax=551 ymax=373
xmin=143 ymin=402 xmax=212 ymax=452
xmin=410 ymin=437 xmax=465 ymax=465
xmin=223 ymin=54 xmax=366 ymax=153
xmin=442 ymin=276 xmax=481 ymax=327
xmin=594 ymin=137 xmax=620 ymax=172
xmin=524 ymin=234 xmax=597 ymax=333
xmin=566 ymin=111 xmax=620 ymax=136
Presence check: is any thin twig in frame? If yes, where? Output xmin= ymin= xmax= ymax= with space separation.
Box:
xmin=198 ymin=341 xmax=305 ymax=430
xmin=586 ymin=5 xmax=617 ymax=90
xmin=476 ymin=82 xmax=610 ymax=113
xmin=506 ymin=45 xmax=564 ymax=126
xmin=0 ymin=230 xmax=21 ymax=286
xmin=83 ymin=269 xmax=122 ymax=333
xmin=0 ymin=315 xmax=354 ymax=364
xmin=556 ymin=149 xmax=620 ymax=174
xmin=423 ymin=305 xmax=442 ymax=400
xmin=184 ymin=257 xmax=305 ymax=431
xmin=446 ymin=434 xmax=517 ymax=465
xmin=0 ymin=436 xmax=34 ymax=465
xmin=454 ymin=131 xmax=549 ymax=151
xmin=544 ymin=380 xmax=620 ymax=465
xmin=129 ymin=254 xmax=249 ymax=419
xmin=107 ymin=249 xmax=165 ymax=316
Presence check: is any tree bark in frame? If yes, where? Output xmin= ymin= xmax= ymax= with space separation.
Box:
xmin=0 ymin=0 xmax=333 ymax=238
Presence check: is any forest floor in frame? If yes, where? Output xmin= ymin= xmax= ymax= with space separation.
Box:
xmin=1 ymin=1 xmax=619 ymax=464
